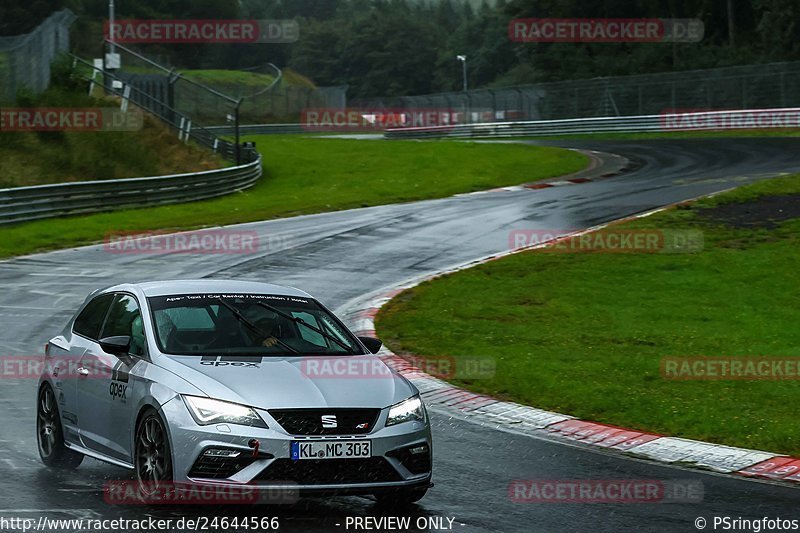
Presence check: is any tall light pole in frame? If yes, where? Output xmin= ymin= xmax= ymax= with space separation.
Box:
xmin=456 ymin=55 xmax=467 ymax=91
xmin=108 ymin=0 xmax=116 ymax=54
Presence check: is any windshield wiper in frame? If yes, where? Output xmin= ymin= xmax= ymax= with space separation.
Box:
xmin=215 ymin=298 xmax=299 ymax=354
xmin=254 ymin=302 xmax=356 ymax=354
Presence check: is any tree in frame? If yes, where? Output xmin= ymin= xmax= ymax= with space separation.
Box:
xmin=0 ymin=0 xmax=64 ymax=35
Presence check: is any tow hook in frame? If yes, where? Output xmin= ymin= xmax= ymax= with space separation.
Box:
xmin=248 ymin=438 xmax=260 ymax=458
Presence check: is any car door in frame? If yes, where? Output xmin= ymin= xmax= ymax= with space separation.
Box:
xmin=77 ymin=293 xmax=143 ymax=463
xmin=61 ymin=293 xmax=115 ymax=445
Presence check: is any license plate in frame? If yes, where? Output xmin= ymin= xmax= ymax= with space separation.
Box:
xmin=291 ymin=440 xmax=371 ymax=460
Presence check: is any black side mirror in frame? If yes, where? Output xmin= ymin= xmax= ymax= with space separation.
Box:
xmin=358 ymin=336 xmax=383 ymax=354
xmin=99 ymin=336 xmax=131 ymax=356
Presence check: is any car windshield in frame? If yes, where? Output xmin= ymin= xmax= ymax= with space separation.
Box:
xmin=148 ymin=293 xmax=361 ymax=356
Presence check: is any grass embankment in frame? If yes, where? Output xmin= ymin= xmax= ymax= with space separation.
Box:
xmin=376 ymin=173 xmax=800 ymax=455
xmin=0 ymin=135 xmax=587 ymax=259
xmin=0 ymin=88 xmax=223 ymax=188
xmin=182 ymin=68 xmax=316 ymax=89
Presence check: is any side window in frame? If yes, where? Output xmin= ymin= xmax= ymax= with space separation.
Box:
xmin=73 ymin=294 xmax=115 ymax=340
xmin=101 ymin=294 xmax=145 ymax=357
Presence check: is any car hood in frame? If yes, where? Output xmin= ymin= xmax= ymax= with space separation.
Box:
xmin=156 ymin=354 xmax=417 ymax=410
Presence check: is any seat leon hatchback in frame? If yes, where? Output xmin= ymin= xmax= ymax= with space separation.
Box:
xmin=36 ymin=280 xmax=432 ymax=504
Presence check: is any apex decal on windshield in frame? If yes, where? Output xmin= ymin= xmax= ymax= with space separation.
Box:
xmin=200 ymin=355 xmax=262 ymax=368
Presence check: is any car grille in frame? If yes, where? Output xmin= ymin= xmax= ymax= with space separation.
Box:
xmin=254 ymin=458 xmax=401 ymax=485
xmin=269 ymin=408 xmax=381 ymax=435
xmin=387 ymin=445 xmax=432 ymax=475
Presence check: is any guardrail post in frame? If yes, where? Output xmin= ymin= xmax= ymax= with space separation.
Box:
xmin=167 ymin=69 xmax=179 ymax=127
xmin=121 ymin=84 xmax=131 ymax=112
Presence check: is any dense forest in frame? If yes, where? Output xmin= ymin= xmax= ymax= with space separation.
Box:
xmin=2 ymin=0 xmax=799 ymax=98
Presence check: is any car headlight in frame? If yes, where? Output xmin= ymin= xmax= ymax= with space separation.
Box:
xmin=182 ymin=395 xmax=267 ymax=428
xmin=386 ymin=395 xmax=426 ymax=426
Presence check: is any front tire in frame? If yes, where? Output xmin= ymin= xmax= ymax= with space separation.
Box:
xmin=36 ymin=385 xmax=83 ymax=469
xmin=134 ymin=409 xmax=174 ymax=496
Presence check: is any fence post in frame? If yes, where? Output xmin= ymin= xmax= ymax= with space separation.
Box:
xmin=167 ymin=69 xmax=178 ymax=127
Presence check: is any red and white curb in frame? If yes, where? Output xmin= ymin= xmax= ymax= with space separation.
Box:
xmin=522 ymin=149 xmax=639 ymax=190
xmin=453 ymin=149 xmax=637 ymax=197
xmin=337 ymin=191 xmax=800 ymax=485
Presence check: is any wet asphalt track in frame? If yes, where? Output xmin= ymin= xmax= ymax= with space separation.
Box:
xmin=1 ymin=138 xmax=800 ymax=532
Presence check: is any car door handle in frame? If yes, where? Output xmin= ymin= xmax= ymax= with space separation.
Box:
xmin=76 ymin=367 xmax=90 ymax=376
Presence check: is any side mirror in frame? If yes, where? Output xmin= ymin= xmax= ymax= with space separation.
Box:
xmin=358 ymin=336 xmax=383 ymax=354
xmin=99 ymin=336 xmax=131 ymax=356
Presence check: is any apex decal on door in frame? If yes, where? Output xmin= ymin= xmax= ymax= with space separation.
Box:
xmin=109 ymin=381 xmax=128 ymax=400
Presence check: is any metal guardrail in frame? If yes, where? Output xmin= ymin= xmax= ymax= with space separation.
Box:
xmin=383 ymin=108 xmax=800 ymax=139
xmin=207 ymin=124 xmax=306 ymax=136
xmin=0 ymin=155 xmax=262 ymax=225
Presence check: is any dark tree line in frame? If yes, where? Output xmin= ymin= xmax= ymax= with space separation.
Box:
xmin=2 ymin=0 xmax=799 ymax=98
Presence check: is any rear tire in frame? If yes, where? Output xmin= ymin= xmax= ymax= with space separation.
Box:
xmin=36 ymin=385 xmax=83 ymax=469
xmin=374 ymin=486 xmax=428 ymax=506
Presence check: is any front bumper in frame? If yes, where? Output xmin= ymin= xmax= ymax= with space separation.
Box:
xmin=161 ymin=397 xmax=433 ymax=498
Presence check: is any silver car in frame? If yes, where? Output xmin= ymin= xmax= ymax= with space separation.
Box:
xmin=36 ymin=280 xmax=432 ymax=504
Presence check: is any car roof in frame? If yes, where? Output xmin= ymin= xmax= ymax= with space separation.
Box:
xmin=109 ymin=280 xmax=313 ymax=299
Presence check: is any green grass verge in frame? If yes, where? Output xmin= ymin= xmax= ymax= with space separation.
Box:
xmin=376 ymin=173 xmax=800 ymax=456
xmin=0 ymin=135 xmax=587 ymax=259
